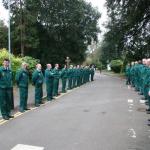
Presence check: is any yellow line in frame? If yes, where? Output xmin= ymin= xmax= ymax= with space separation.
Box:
xmin=0 ymin=119 xmax=5 ymax=123
xmin=0 ymin=86 xmax=81 ymax=126
xmin=0 ymin=120 xmax=8 ymax=125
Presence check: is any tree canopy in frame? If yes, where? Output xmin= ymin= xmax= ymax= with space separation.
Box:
xmin=2 ymin=0 xmax=101 ymax=65
xmin=100 ymin=0 xmax=150 ymax=64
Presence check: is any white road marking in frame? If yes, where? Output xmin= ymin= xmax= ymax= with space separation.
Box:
xmin=128 ymin=109 xmax=133 ymax=112
xmin=128 ymin=99 xmax=133 ymax=103
xmin=129 ymin=103 xmax=134 ymax=106
xmin=11 ymin=144 xmax=44 ymax=150
xmin=129 ymin=106 xmax=132 ymax=109
xmin=128 ymin=129 xmax=136 ymax=138
xmin=139 ymin=100 xmax=145 ymax=104
xmin=128 ymin=85 xmax=131 ymax=89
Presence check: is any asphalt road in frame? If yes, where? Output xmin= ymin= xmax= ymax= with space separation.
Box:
xmin=0 ymin=72 xmax=150 ymax=150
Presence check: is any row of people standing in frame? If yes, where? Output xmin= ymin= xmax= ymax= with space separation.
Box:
xmin=0 ymin=58 xmax=95 ymax=120
xmin=125 ymin=58 xmax=150 ymax=124
xmin=32 ymin=63 xmax=95 ymax=107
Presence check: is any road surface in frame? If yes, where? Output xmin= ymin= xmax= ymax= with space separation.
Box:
xmin=0 ymin=72 xmax=150 ymax=150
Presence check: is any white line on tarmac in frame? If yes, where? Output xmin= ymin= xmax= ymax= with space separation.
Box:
xmin=11 ymin=144 xmax=44 ymax=150
xmin=128 ymin=99 xmax=134 ymax=103
xmin=139 ymin=100 xmax=145 ymax=104
xmin=128 ymin=128 xmax=136 ymax=138
xmin=128 ymin=109 xmax=133 ymax=112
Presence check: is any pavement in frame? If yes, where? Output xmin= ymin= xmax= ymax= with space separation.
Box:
xmin=0 ymin=72 xmax=150 ymax=150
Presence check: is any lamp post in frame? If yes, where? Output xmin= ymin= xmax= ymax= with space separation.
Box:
xmin=8 ymin=0 xmax=11 ymax=67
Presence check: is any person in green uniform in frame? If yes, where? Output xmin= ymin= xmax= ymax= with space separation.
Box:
xmin=67 ymin=65 xmax=73 ymax=90
xmin=80 ymin=66 xmax=84 ymax=85
xmin=139 ymin=59 xmax=147 ymax=95
xmin=125 ymin=63 xmax=131 ymax=85
xmin=0 ymin=59 xmax=14 ymax=120
xmin=61 ymin=65 xmax=68 ymax=93
xmin=45 ymin=64 xmax=54 ymax=101
xmin=130 ymin=62 xmax=135 ymax=87
xmin=90 ymin=65 xmax=95 ymax=81
xmin=145 ymin=59 xmax=150 ymax=113
xmin=76 ymin=65 xmax=81 ymax=86
xmin=72 ymin=66 xmax=77 ymax=88
xmin=32 ymin=64 xmax=44 ymax=107
xmin=16 ymin=62 xmax=29 ymax=112
xmin=52 ymin=64 xmax=60 ymax=97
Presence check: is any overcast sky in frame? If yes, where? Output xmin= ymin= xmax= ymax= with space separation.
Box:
xmin=0 ymin=0 xmax=107 ymax=38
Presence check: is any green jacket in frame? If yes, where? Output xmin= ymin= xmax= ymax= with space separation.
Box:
xmin=45 ymin=69 xmax=54 ymax=84
xmin=32 ymin=69 xmax=44 ymax=87
xmin=53 ymin=68 xmax=60 ymax=79
xmin=67 ymin=68 xmax=73 ymax=78
xmin=61 ymin=68 xmax=68 ymax=79
xmin=16 ymin=68 xmax=29 ymax=88
xmin=90 ymin=68 xmax=95 ymax=75
xmin=0 ymin=67 xmax=13 ymax=88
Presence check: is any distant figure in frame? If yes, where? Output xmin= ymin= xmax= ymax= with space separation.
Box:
xmin=45 ymin=64 xmax=54 ymax=101
xmin=90 ymin=65 xmax=95 ymax=81
xmin=107 ymin=64 xmax=111 ymax=71
xmin=68 ymin=65 xmax=73 ymax=90
xmin=0 ymin=59 xmax=14 ymax=120
xmin=65 ymin=57 xmax=71 ymax=68
xmin=32 ymin=64 xmax=44 ymax=107
xmin=16 ymin=62 xmax=30 ymax=112
xmin=61 ymin=65 xmax=68 ymax=93
xmin=52 ymin=64 xmax=60 ymax=97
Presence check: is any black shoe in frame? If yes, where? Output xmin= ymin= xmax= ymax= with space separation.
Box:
xmin=40 ymin=102 xmax=45 ymax=104
xmin=3 ymin=116 xmax=9 ymax=120
xmin=25 ymin=108 xmax=30 ymax=111
xmin=19 ymin=108 xmax=25 ymax=112
xmin=8 ymin=115 xmax=14 ymax=118
xmin=146 ymin=109 xmax=150 ymax=111
xmin=148 ymin=119 xmax=150 ymax=121
xmin=35 ymin=104 xmax=40 ymax=107
xmin=147 ymin=111 xmax=150 ymax=114
xmin=142 ymin=97 xmax=147 ymax=100
xmin=138 ymin=92 xmax=143 ymax=95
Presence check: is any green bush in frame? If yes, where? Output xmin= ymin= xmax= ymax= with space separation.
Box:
xmin=22 ymin=56 xmax=39 ymax=75
xmin=110 ymin=59 xmax=123 ymax=73
xmin=0 ymin=49 xmax=39 ymax=80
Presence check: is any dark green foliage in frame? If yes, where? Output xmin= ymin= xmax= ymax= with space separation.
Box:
xmin=0 ymin=20 xmax=8 ymax=49
xmin=2 ymin=0 xmax=101 ymax=64
xmin=22 ymin=56 xmax=39 ymax=77
xmin=100 ymin=0 xmax=150 ymax=63
xmin=110 ymin=59 xmax=123 ymax=73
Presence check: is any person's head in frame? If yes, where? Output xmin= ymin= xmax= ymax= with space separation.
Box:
xmin=47 ymin=64 xmax=52 ymax=69
xmin=55 ymin=64 xmax=59 ymax=69
xmin=77 ymin=65 xmax=80 ymax=68
xmin=142 ymin=59 xmax=147 ymax=65
xmin=131 ymin=62 xmax=135 ymax=66
xmin=138 ymin=60 xmax=142 ymax=64
xmin=135 ymin=61 xmax=138 ymax=64
xmin=146 ymin=59 xmax=150 ymax=66
xmin=22 ymin=62 xmax=28 ymax=69
xmin=3 ymin=59 xmax=10 ymax=68
xmin=36 ymin=64 xmax=42 ymax=70
xmin=70 ymin=65 xmax=73 ymax=69
xmin=147 ymin=59 xmax=150 ymax=66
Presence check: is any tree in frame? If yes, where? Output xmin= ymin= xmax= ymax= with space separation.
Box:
xmin=0 ymin=20 xmax=8 ymax=49
xmin=100 ymin=0 xmax=150 ymax=63
xmin=3 ymin=0 xmax=101 ymax=64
